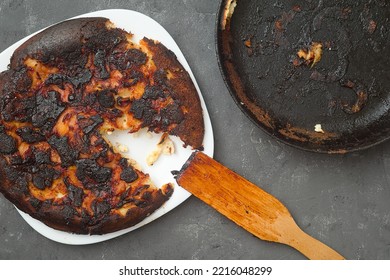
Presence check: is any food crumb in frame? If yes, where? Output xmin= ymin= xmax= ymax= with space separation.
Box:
xmin=146 ymin=133 xmax=175 ymax=166
xmin=244 ymin=38 xmax=252 ymax=48
xmin=116 ymin=143 xmax=129 ymax=153
xmin=314 ymin=124 xmax=325 ymax=133
xmin=368 ymin=20 xmax=377 ymax=34
xmin=297 ymin=42 xmax=323 ymax=67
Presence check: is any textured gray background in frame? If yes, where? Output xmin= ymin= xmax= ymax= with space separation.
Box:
xmin=0 ymin=0 xmax=389 ymax=260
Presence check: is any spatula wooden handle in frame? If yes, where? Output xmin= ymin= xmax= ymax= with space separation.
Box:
xmin=284 ymin=223 xmax=345 ymax=260
xmin=176 ymin=151 xmax=344 ymax=260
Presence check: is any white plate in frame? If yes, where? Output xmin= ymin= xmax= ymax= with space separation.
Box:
xmin=0 ymin=9 xmax=214 ymax=245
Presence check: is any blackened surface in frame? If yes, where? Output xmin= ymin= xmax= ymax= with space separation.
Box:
xmin=69 ymin=70 xmax=92 ymax=88
xmin=85 ymin=27 xmax=125 ymax=52
xmin=0 ymin=133 xmax=17 ymax=154
xmin=91 ymin=200 xmax=111 ymax=217
xmin=143 ymin=85 xmax=165 ymax=100
xmin=75 ymin=159 xmax=112 ymax=184
xmin=32 ymin=147 xmax=52 ymax=165
xmin=32 ymin=91 xmax=65 ymax=129
xmin=78 ymin=115 xmax=103 ymax=134
xmin=10 ymin=18 xmax=111 ymax=68
xmin=97 ymin=89 xmax=115 ymax=108
xmin=32 ymin=167 xmax=57 ymax=190
xmin=154 ymin=69 xmax=167 ymax=85
xmin=16 ymin=127 xmax=45 ymax=143
xmin=160 ymin=102 xmax=184 ymax=128
xmin=130 ymin=98 xmax=152 ymax=120
xmin=2 ymin=96 xmax=36 ymax=122
xmin=218 ymin=0 xmax=390 ymax=152
xmin=108 ymin=48 xmax=147 ymax=70
xmin=48 ymin=135 xmax=78 ymax=167
xmin=62 ymin=205 xmax=77 ymax=221
xmin=29 ymin=197 xmax=42 ymax=210
xmin=64 ymin=179 xmax=84 ymax=208
xmin=93 ymin=49 xmax=110 ymax=79
xmin=119 ymin=158 xmax=138 ymax=183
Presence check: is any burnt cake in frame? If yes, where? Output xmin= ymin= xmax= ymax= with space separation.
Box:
xmin=0 ymin=17 xmax=204 ymax=234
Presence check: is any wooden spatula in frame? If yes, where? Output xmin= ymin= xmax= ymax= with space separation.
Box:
xmin=175 ymin=151 xmax=345 ymax=260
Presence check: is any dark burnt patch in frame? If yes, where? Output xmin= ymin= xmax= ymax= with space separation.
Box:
xmin=48 ymin=135 xmax=79 ymax=167
xmin=45 ymin=70 xmax=92 ymax=89
xmin=0 ymin=133 xmax=17 ymax=154
xmin=2 ymin=96 xmax=36 ymax=122
xmin=130 ymin=95 xmax=184 ymax=129
xmin=32 ymin=147 xmax=52 ymax=165
xmin=154 ymin=69 xmax=168 ymax=85
xmin=108 ymin=48 xmax=147 ymax=70
xmin=119 ymin=158 xmax=138 ymax=183
xmin=32 ymin=167 xmax=58 ymax=190
xmin=123 ymin=70 xmax=143 ymax=87
xmin=94 ymin=49 xmax=110 ymax=80
xmin=44 ymin=73 xmax=67 ymax=87
xmin=29 ymin=197 xmax=42 ymax=210
xmin=97 ymin=89 xmax=115 ymax=108
xmin=62 ymin=205 xmax=77 ymax=222
xmin=32 ymin=91 xmax=65 ymax=131
xmin=16 ymin=127 xmax=45 ymax=143
xmin=64 ymin=178 xmax=84 ymax=208
xmin=134 ymin=199 xmax=148 ymax=208
xmin=0 ymin=68 xmax=31 ymax=96
xmin=10 ymin=18 xmax=113 ymax=68
xmin=77 ymin=115 xmax=103 ymax=134
xmin=76 ymin=159 xmax=112 ymax=184
xmin=130 ymin=98 xmax=157 ymax=126
xmin=143 ymin=85 xmax=165 ymax=100
xmin=160 ymin=101 xmax=184 ymax=128
xmin=91 ymin=200 xmax=111 ymax=217
xmin=133 ymin=185 xmax=149 ymax=196
xmin=69 ymin=69 xmax=92 ymax=88
xmin=85 ymin=27 xmax=125 ymax=52
xmin=0 ymin=157 xmax=29 ymax=194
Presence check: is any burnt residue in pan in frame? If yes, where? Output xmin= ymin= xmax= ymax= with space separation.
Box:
xmin=217 ymin=0 xmax=390 ymax=153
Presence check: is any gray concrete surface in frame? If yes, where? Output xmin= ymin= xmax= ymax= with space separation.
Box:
xmin=0 ymin=0 xmax=389 ymax=260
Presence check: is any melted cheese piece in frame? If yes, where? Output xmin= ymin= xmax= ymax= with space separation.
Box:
xmin=146 ymin=133 xmax=175 ymax=166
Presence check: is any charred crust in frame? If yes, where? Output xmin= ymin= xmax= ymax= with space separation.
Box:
xmin=32 ymin=147 xmax=52 ymax=165
xmin=142 ymin=38 xmax=204 ymax=149
xmin=143 ymin=85 xmax=165 ymax=100
xmin=64 ymin=178 xmax=84 ymax=207
xmin=108 ymin=48 xmax=147 ymax=70
xmin=97 ymin=89 xmax=115 ymax=108
xmin=16 ymin=127 xmax=45 ymax=143
xmin=120 ymin=164 xmax=138 ymax=183
xmin=0 ymin=17 xmax=202 ymax=235
xmin=32 ymin=167 xmax=57 ymax=190
xmin=77 ymin=115 xmax=104 ymax=134
xmin=48 ymin=135 xmax=79 ymax=167
xmin=75 ymin=159 xmax=112 ymax=184
xmin=0 ymin=132 xmax=17 ymax=154
xmin=32 ymin=91 xmax=65 ymax=129
xmin=10 ymin=18 xmax=114 ymax=68
xmin=94 ymin=49 xmax=110 ymax=79
xmin=2 ymin=96 xmax=36 ymax=123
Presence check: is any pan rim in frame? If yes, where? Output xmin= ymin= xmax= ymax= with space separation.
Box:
xmin=214 ymin=0 xmax=390 ymax=154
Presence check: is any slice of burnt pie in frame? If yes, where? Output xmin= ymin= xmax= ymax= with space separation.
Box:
xmin=0 ymin=17 xmax=204 ymax=234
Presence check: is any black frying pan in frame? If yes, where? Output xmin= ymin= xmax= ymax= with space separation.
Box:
xmin=216 ymin=0 xmax=390 ymax=153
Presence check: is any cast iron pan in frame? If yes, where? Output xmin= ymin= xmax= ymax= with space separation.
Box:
xmin=216 ymin=0 xmax=390 ymax=153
